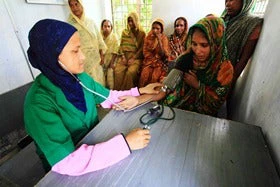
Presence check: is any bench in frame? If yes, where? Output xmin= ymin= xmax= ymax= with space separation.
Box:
xmin=0 ymin=83 xmax=45 ymax=187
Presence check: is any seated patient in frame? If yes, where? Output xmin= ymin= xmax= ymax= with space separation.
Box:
xmin=24 ymin=19 xmax=161 ymax=176
xmin=139 ymin=19 xmax=170 ymax=87
xmin=114 ymin=12 xmax=146 ymax=90
xmin=160 ymin=17 xmax=234 ymax=116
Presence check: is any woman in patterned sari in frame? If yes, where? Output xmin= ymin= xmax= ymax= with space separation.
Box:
xmin=139 ymin=19 xmax=171 ymax=87
xmin=68 ymin=0 xmax=107 ymax=86
xmin=168 ymin=17 xmax=188 ymax=62
xmin=162 ymin=17 xmax=234 ymax=116
xmin=221 ymin=0 xmax=263 ymax=118
xmin=114 ymin=12 xmax=146 ymax=90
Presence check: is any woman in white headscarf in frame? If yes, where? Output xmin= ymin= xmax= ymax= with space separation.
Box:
xmin=101 ymin=19 xmax=119 ymax=89
xmin=68 ymin=0 xmax=107 ymax=86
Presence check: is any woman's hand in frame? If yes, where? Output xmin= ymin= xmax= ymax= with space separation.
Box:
xmin=125 ymin=128 xmax=151 ymax=150
xmin=100 ymin=58 xmax=104 ymax=65
xmin=139 ymin=83 xmax=163 ymax=95
xmin=155 ymin=32 xmax=162 ymax=40
xmin=119 ymin=55 xmax=127 ymax=65
xmin=127 ymin=57 xmax=135 ymax=65
xmin=100 ymin=53 xmax=105 ymax=65
xmin=109 ymin=60 xmax=115 ymax=69
xmin=184 ymin=70 xmax=200 ymax=89
xmin=113 ymin=95 xmax=139 ymax=110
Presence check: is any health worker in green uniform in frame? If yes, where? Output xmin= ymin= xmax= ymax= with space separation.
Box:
xmin=25 ymin=19 xmax=161 ymax=176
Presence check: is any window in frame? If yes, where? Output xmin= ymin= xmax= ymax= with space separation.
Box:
xmin=251 ymin=0 xmax=269 ymax=16
xmin=111 ymin=0 xmax=152 ymax=37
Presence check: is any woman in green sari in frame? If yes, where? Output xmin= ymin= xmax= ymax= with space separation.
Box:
xmin=114 ymin=12 xmax=146 ymax=90
xmin=162 ymin=17 xmax=234 ymax=116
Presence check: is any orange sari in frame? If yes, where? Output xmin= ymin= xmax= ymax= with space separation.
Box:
xmin=139 ymin=31 xmax=170 ymax=87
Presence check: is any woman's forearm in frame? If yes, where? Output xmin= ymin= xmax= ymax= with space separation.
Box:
xmin=137 ymin=91 xmax=166 ymax=105
xmin=52 ymin=134 xmax=131 ymax=176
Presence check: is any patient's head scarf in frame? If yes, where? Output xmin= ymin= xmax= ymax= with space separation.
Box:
xmin=27 ymin=19 xmax=87 ymax=112
xmin=183 ymin=17 xmax=232 ymax=85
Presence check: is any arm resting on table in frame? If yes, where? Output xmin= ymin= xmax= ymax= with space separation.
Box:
xmin=51 ymin=134 xmax=131 ymax=176
xmin=101 ymin=87 xmax=140 ymax=108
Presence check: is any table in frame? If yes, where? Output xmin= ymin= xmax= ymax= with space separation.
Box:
xmin=36 ymin=104 xmax=280 ymax=187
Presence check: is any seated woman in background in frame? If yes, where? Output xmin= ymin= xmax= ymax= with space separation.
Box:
xmin=221 ymin=0 xmax=263 ymax=118
xmin=161 ymin=17 xmax=234 ymax=116
xmin=25 ymin=19 xmax=161 ymax=176
xmin=68 ymin=0 xmax=107 ymax=86
xmin=101 ymin=19 xmax=119 ymax=89
xmin=139 ymin=19 xmax=171 ymax=87
xmin=168 ymin=17 xmax=188 ymax=62
xmin=114 ymin=12 xmax=146 ymax=90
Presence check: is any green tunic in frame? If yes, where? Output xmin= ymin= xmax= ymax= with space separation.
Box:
xmin=24 ymin=72 xmax=109 ymax=166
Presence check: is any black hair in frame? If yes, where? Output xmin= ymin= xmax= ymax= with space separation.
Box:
xmin=174 ymin=17 xmax=188 ymax=29
xmin=152 ymin=21 xmax=163 ymax=33
xmin=68 ymin=0 xmax=79 ymax=6
xmin=101 ymin=19 xmax=113 ymax=29
xmin=190 ymin=27 xmax=209 ymax=43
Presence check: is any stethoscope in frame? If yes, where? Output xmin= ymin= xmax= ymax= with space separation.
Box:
xmin=58 ymin=61 xmax=126 ymax=111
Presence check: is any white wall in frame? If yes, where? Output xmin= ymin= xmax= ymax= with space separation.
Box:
xmin=0 ymin=0 xmax=68 ymax=94
xmin=230 ymin=0 xmax=280 ymax=171
xmin=83 ymin=0 xmax=112 ymax=28
xmin=0 ymin=0 xmax=33 ymax=94
xmin=152 ymin=0 xmax=225 ymax=35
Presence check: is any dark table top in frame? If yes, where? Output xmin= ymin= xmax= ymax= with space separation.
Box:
xmin=37 ymin=103 xmax=280 ymax=187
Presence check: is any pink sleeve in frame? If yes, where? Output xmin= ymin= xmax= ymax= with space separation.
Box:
xmin=100 ymin=87 xmax=140 ymax=108
xmin=51 ymin=134 xmax=131 ymax=176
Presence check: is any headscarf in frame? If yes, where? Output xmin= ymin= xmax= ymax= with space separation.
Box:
xmin=173 ymin=17 xmax=188 ymax=37
xmin=152 ymin=18 xmax=164 ymax=33
xmin=119 ymin=12 xmax=146 ymax=56
xmin=184 ymin=16 xmax=229 ymax=82
xmin=221 ymin=0 xmax=263 ymax=66
xmin=100 ymin=19 xmax=114 ymax=39
xmin=164 ymin=17 xmax=233 ymax=116
xmin=126 ymin=12 xmax=144 ymax=32
xmin=67 ymin=0 xmax=100 ymax=43
xmin=68 ymin=0 xmax=85 ymax=23
xmin=27 ymin=19 xmax=87 ymax=113
xmin=169 ymin=17 xmax=188 ymax=61
xmin=145 ymin=18 xmax=166 ymax=51
xmin=101 ymin=19 xmax=113 ymax=32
